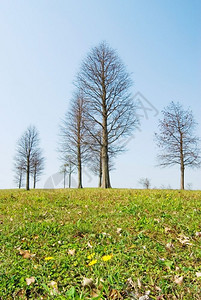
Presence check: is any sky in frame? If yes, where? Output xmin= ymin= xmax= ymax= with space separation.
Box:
xmin=0 ymin=0 xmax=201 ymax=190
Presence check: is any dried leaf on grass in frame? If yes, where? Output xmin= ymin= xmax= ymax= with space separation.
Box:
xmin=109 ymin=289 xmax=123 ymax=299
xmin=26 ymin=277 xmax=35 ymax=286
xmin=177 ymin=235 xmax=192 ymax=246
xmin=68 ymin=249 xmax=75 ymax=256
xmin=48 ymin=281 xmax=59 ymax=295
xmin=116 ymin=228 xmax=122 ymax=235
xmin=164 ymin=227 xmax=172 ymax=234
xmin=87 ymin=241 xmax=93 ymax=248
xmin=166 ymin=242 xmax=174 ymax=250
xmin=174 ymin=275 xmax=184 ymax=285
xmin=18 ymin=249 xmax=35 ymax=259
xmin=82 ymin=277 xmax=95 ymax=288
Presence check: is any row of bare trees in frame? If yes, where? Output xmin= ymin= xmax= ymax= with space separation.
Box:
xmin=13 ymin=42 xmax=201 ymax=190
xmin=14 ymin=126 xmax=45 ymax=190
xmin=59 ymin=43 xmax=201 ymax=190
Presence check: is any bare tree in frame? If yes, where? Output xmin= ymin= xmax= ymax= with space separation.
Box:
xmin=186 ymin=183 xmax=193 ymax=190
xmin=60 ymin=158 xmax=75 ymax=188
xmin=31 ymin=150 xmax=45 ymax=189
xmin=155 ymin=102 xmax=201 ymax=190
xmin=13 ymin=158 xmax=25 ymax=188
xmin=14 ymin=125 xmax=43 ymax=190
xmin=60 ymin=164 xmax=68 ymax=189
xmin=59 ymin=92 xmax=88 ymax=188
xmin=77 ymin=41 xmax=138 ymax=188
xmin=138 ymin=177 xmax=151 ymax=189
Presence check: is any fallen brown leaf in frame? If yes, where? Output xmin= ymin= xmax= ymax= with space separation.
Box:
xmin=116 ymin=228 xmax=122 ymax=235
xmin=19 ymin=249 xmax=35 ymax=259
xmin=164 ymin=227 xmax=172 ymax=234
xmin=26 ymin=277 xmax=35 ymax=286
xmin=174 ymin=275 xmax=184 ymax=285
xmin=48 ymin=281 xmax=59 ymax=295
xmin=178 ymin=234 xmax=192 ymax=246
xmin=82 ymin=277 xmax=94 ymax=288
xmin=68 ymin=249 xmax=75 ymax=256
xmin=109 ymin=289 xmax=123 ymax=299
xmin=166 ymin=242 xmax=174 ymax=250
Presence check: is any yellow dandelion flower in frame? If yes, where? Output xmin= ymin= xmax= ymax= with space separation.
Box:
xmin=101 ymin=255 xmax=113 ymax=262
xmin=45 ymin=256 xmax=54 ymax=260
xmin=88 ymin=259 xmax=97 ymax=266
xmin=87 ymin=253 xmax=95 ymax=260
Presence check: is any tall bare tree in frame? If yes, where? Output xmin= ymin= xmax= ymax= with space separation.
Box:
xmin=31 ymin=150 xmax=45 ymax=189
xmin=14 ymin=125 xmax=43 ymax=190
xmin=59 ymin=92 xmax=88 ymax=188
xmin=155 ymin=101 xmax=201 ymax=189
xmin=77 ymin=41 xmax=138 ymax=188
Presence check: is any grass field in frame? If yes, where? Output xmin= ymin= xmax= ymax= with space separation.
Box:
xmin=0 ymin=189 xmax=201 ymax=299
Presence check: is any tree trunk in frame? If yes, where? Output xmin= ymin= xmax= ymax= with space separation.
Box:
xmin=26 ymin=158 xmax=30 ymax=190
xmin=69 ymin=173 xmax=71 ymax=188
xmin=69 ymin=163 xmax=72 ymax=188
xmin=101 ymin=118 xmax=111 ymax=188
xmin=64 ymin=170 xmax=66 ymax=188
xmin=98 ymin=149 xmax=102 ymax=187
xmin=77 ymin=145 xmax=83 ymax=188
xmin=33 ymin=166 xmax=36 ymax=189
xmin=180 ymin=133 xmax=185 ymax=190
xmin=19 ymin=175 xmax=22 ymax=189
xmin=180 ymin=165 xmax=184 ymax=190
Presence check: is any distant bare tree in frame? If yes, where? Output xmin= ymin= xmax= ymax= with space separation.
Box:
xmin=138 ymin=177 xmax=151 ymax=189
xmin=186 ymin=183 xmax=193 ymax=190
xmin=77 ymin=41 xmax=138 ymax=188
xmin=31 ymin=151 xmax=45 ymax=189
xmin=60 ymin=164 xmax=68 ymax=189
xmin=60 ymin=157 xmax=75 ymax=188
xmin=14 ymin=125 xmax=43 ymax=190
xmin=13 ymin=158 xmax=25 ymax=188
xmin=155 ymin=102 xmax=201 ymax=190
xmin=160 ymin=184 xmax=172 ymax=190
xmin=59 ymin=92 xmax=88 ymax=188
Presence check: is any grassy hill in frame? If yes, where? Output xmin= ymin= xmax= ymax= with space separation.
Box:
xmin=0 ymin=189 xmax=201 ymax=299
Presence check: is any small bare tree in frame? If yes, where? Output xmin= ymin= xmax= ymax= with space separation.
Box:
xmin=155 ymin=102 xmax=201 ymax=190
xmin=77 ymin=41 xmax=138 ymax=188
xmin=59 ymin=92 xmax=88 ymax=188
xmin=138 ymin=177 xmax=151 ymax=189
xmin=31 ymin=150 xmax=45 ymax=189
xmin=14 ymin=125 xmax=43 ymax=190
xmin=13 ymin=158 xmax=25 ymax=188
xmin=60 ymin=157 xmax=75 ymax=188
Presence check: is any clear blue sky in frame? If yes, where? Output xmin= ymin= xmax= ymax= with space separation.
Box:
xmin=0 ymin=0 xmax=201 ymax=189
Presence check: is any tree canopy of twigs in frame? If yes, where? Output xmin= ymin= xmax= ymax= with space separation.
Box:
xmin=155 ymin=101 xmax=201 ymax=189
xmin=76 ymin=41 xmax=138 ymax=188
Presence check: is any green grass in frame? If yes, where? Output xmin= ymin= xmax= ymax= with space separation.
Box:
xmin=0 ymin=189 xmax=201 ymax=299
